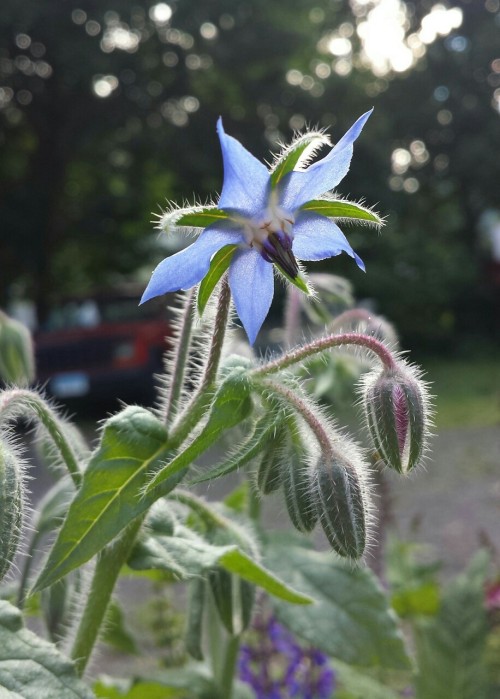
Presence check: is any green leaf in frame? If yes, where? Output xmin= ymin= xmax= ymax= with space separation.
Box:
xmin=301 ymin=199 xmax=383 ymax=225
xmin=415 ymin=551 xmax=490 ymax=699
xmin=32 ymin=407 xmax=178 ymax=593
xmin=332 ymin=659 xmax=402 ymax=699
xmin=197 ymin=244 xmax=238 ymax=315
xmin=265 ymin=536 xmax=411 ymax=670
xmin=188 ymin=413 xmax=281 ymax=485
xmin=128 ymin=527 xmax=313 ymax=605
xmin=270 ymin=131 xmax=331 ymax=187
xmin=94 ymin=665 xmax=217 ymax=699
xmin=175 ymin=208 xmax=229 ymax=228
xmin=0 ymin=600 xmax=94 ymax=698
xmin=145 ymin=372 xmax=253 ymax=494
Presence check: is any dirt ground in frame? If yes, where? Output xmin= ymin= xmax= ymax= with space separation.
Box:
xmin=386 ymin=424 xmax=500 ymax=576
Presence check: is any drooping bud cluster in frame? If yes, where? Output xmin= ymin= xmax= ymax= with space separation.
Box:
xmin=361 ymin=361 xmax=431 ymax=474
xmin=253 ymin=396 xmax=371 ymax=560
xmin=0 ymin=439 xmax=25 ymax=582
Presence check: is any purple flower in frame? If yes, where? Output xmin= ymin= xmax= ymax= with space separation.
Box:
xmin=238 ymin=613 xmax=336 ymax=698
xmin=142 ymin=111 xmax=379 ymax=344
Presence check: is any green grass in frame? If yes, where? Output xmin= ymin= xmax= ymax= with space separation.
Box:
xmin=423 ymin=359 xmax=500 ymax=429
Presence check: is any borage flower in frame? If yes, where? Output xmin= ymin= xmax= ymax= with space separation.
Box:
xmin=141 ymin=110 xmax=382 ymax=343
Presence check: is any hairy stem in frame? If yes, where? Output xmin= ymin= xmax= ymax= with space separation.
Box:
xmin=255 ymin=379 xmax=333 ymax=459
xmin=71 ymin=517 xmax=143 ymax=675
xmin=283 ymin=285 xmax=302 ymax=348
xmin=219 ymin=634 xmax=241 ymax=699
xmin=163 ymin=289 xmax=196 ymax=429
xmin=169 ymin=276 xmax=232 ymax=448
xmin=254 ymin=331 xmax=396 ymax=377
xmin=0 ymin=389 xmax=81 ymax=486
xmin=199 ymin=275 xmax=232 ymax=392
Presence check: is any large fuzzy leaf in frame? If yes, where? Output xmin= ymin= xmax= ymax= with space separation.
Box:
xmin=265 ymin=536 xmax=410 ymax=670
xmin=33 ymin=407 xmax=177 ymax=592
xmin=145 ymin=372 xmax=253 ymax=493
xmin=415 ymin=551 xmax=490 ymax=699
xmin=128 ymin=526 xmax=312 ymax=605
xmin=0 ymin=600 xmax=94 ymax=699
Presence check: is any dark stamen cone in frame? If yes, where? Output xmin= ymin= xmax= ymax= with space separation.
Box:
xmin=261 ymin=232 xmax=299 ymax=279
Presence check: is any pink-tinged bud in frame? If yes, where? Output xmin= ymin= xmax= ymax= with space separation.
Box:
xmin=362 ymin=362 xmax=430 ymax=474
xmin=312 ymin=445 xmax=369 ymax=559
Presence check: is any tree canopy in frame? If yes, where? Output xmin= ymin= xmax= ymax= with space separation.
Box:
xmin=1 ymin=0 xmax=499 ymax=348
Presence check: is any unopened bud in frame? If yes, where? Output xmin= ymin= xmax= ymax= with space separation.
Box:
xmin=256 ymin=429 xmax=285 ymax=495
xmin=0 ymin=311 xmax=35 ymax=386
xmin=312 ymin=445 xmax=368 ymax=559
xmin=0 ymin=440 xmax=24 ymax=581
xmin=362 ymin=363 xmax=429 ymax=474
xmin=282 ymin=448 xmax=318 ymax=534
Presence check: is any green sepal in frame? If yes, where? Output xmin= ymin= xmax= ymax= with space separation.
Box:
xmin=270 ymin=132 xmax=331 ymax=187
xmin=301 ymin=199 xmax=383 ymax=225
xmin=174 ymin=207 xmax=229 ymax=228
xmin=275 ymin=264 xmax=310 ymax=295
xmin=197 ymin=244 xmax=238 ymax=316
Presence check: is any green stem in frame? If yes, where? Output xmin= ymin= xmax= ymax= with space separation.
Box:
xmin=169 ymin=276 xmax=232 ymax=448
xmin=70 ymin=517 xmax=143 ymax=675
xmin=0 ymin=389 xmax=81 ymax=486
xmin=219 ymin=634 xmax=241 ymax=699
xmin=254 ymin=379 xmax=333 ymax=459
xmin=163 ymin=289 xmax=196 ymax=429
xmin=253 ymin=331 xmax=397 ymax=377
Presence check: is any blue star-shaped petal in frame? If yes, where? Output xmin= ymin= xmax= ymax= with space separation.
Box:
xmin=142 ymin=110 xmax=379 ymax=344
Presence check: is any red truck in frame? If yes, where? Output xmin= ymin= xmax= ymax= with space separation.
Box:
xmin=35 ymin=286 xmax=174 ymax=407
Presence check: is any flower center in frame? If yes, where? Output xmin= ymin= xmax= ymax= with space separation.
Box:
xmin=243 ymin=203 xmax=299 ymax=279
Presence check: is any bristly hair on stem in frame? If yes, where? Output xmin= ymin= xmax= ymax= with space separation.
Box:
xmin=155 ymin=289 xmax=197 ymax=429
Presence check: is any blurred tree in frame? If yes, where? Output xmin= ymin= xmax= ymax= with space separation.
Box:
xmin=0 ymin=0 xmax=499 ymax=349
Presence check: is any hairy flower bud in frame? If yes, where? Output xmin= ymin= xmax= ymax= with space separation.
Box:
xmin=282 ymin=449 xmax=318 ymax=534
xmin=312 ymin=445 xmax=369 ymax=559
xmin=255 ymin=427 xmax=286 ymax=495
xmin=0 ymin=439 xmax=24 ymax=582
xmin=0 ymin=311 xmax=35 ymax=387
xmin=362 ymin=362 xmax=430 ymax=474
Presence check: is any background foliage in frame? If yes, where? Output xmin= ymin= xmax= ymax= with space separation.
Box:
xmin=1 ymin=0 xmax=499 ymax=348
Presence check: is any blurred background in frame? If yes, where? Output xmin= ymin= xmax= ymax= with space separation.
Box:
xmin=1 ymin=0 xmax=500 ymax=354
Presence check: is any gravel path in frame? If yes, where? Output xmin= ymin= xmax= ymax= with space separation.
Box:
xmin=387 ymin=425 xmax=500 ymax=575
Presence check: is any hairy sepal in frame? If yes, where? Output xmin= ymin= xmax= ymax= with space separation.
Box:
xmin=301 ymin=198 xmax=383 ymax=227
xmin=270 ymin=130 xmax=331 ymax=187
xmin=157 ymin=204 xmax=229 ymax=234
